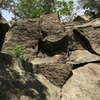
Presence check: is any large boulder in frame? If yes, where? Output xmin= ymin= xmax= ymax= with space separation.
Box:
xmin=0 ymin=14 xmax=9 ymax=51
xmin=2 ymin=18 xmax=40 ymax=60
xmin=66 ymin=19 xmax=100 ymax=55
xmin=0 ymin=53 xmax=60 ymax=100
xmin=39 ymin=32 xmax=68 ymax=55
xmin=2 ymin=13 xmax=68 ymax=58
xmin=39 ymin=13 xmax=64 ymax=36
xmin=62 ymin=63 xmax=100 ymax=100
xmin=73 ymin=18 xmax=100 ymax=55
xmin=31 ymin=53 xmax=73 ymax=88
xmin=39 ymin=13 xmax=67 ymax=55
xmin=35 ymin=63 xmax=73 ymax=88
xmin=0 ymin=13 xmax=100 ymax=100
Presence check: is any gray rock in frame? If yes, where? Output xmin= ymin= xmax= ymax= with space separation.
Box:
xmin=0 ymin=13 xmax=100 ymax=100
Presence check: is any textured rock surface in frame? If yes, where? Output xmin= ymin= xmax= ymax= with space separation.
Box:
xmin=69 ymin=50 xmax=100 ymax=64
xmin=62 ymin=63 xmax=100 ymax=100
xmin=39 ymin=13 xmax=64 ymax=36
xmin=2 ymin=18 xmax=40 ymax=59
xmin=0 ymin=53 xmax=60 ymax=100
xmin=73 ymin=15 xmax=90 ymax=22
xmin=74 ymin=18 xmax=100 ymax=55
xmin=39 ymin=14 xmax=66 ymax=55
xmin=0 ymin=15 xmax=9 ymax=51
xmin=31 ymin=54 xmax=61 ymax=64
xmin=35 ymin=63 xmax=73 ymax=87
xmin=0 ymin=13 xmax=100 ymax=100
xmin=39 ymin=32 xmax=68 ymax=55
xmin=67 ymin=29 xmax=86 ymax=50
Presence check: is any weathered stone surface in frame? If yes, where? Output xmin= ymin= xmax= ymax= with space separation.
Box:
xmin=74 ymin=18 xmax=100 ymax=55
xmin=67 ymin=29 xmax=86 ymax=50
xmin=69 ymin=50 xmax=100 ymax=64
xmin=39 ymin=13 xmax=64 ymax=36
xmin=36 ymin=63 xmax=73 ymax=88
xmin=1 ymin=13 xmax=100 ymax=100
xmin=0 ymin=15 xmax=9 ymax=51
xmin=31 ymin=54 xmax=61 ymax=64
xmin=0 ymin=53 xmax=60 ymax=100
xmin=2 ymin=18 xmax=40 ymax=60
xmin=36 ymin=74 xmax=60 ymax=100
xmin=62 ymin=63 xmax=100 ymax=100
xmin=39 ymin=32 xmax=68 ymax=55
xmin=39 ymin=13 xmax=67 ymax=55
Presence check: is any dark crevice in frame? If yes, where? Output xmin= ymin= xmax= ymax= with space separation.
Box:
xmin=66 ymin=71 xmax=73 ymax=81
xmin=38 ymin=35 xmax=68 ymax=56
xmin=94 ymin=26 xmax=100 ymax=29
xmin=73 ymin=29 xmax=99 ymax=56
xmin=73 ymin=61 xmax=100 ymax=70
xmin=73 ymin=63 xmax=87 ymax=70
xmin=41 ymin=30 xmax=47 ymax=38
xmin=61 ymin=61 xmax=100 ymax=88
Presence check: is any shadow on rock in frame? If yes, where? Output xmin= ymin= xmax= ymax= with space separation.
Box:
xmin=0 ymin=53 xmax=48 ymax=100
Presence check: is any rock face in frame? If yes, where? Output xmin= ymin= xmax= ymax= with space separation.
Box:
xmin=2 ymin=18 xmax=40 ymax=59
xmin=39 ymin=14 xmax=67 ymax=55
xmin=0 ymin=14 xmax=9 ymax=51
xmin=74 ymin=19 xmax=100 ymax=55
xmin=36 ymin=63 xmax=73 ymax=87
xmin=0 ymin=53 xmax=60 ymax=100
xmin=69 ymin=50 xmax=100 ymax=64
xmin=0 ymin=13 xmax=100 ymax=100
xmin=62 ymin=63 xmax=100 ymax=100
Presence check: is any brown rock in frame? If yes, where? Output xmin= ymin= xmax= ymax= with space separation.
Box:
xmin=36 ymin=63 xmax=73 ymax=88
xmin=67 ymin=29 xmax=86 ymax=50
xmin=39 ymin=13 xmax=64 ymax=36
xmin=2 ymin=18 xmax=40 ymax=60
xmin=39 ymin=32 xmax=69 ymax=55
xmin=0 ymin=53 xmax=60 ymax=100
xmin=39 ymin=13 xmax=67 ymax=55
xmin=74 ymin=18 xmax=100 ymax=55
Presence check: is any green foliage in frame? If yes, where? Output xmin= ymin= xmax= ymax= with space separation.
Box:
xmin=8 ymin=45 xmax=29 ymax=60
xmin=0 ymin=0 xmax=14 ymax=10
xmin=78 ymin=0 xmax=100 ymax=18
xmin=0 ymin=0 xmax=75 ymax=22
xmin=57 ymin=0 xmax=76 ymax=22
xmin=56 ymin=0 xmax=74 ymax=16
